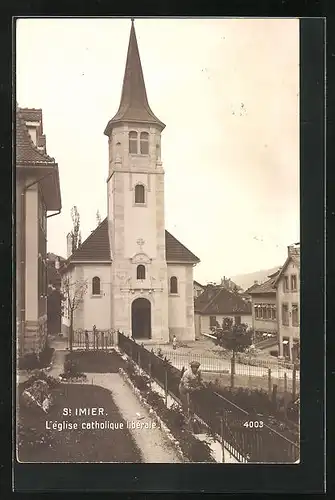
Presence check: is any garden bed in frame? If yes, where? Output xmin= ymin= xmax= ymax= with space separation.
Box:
xmin=204 ymin=380 xmax=299 ymax=443
xmin=17 ymin=378 xmax=142 ymax=463
xmin=18 ymin=346 xmax=55 ymax=370
xmin=122 ymin=359 xmax=215 ymax=463
xmin=65 ymin=350 xmax=125 ymax=373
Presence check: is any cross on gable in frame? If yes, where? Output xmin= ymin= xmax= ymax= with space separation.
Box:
xmin=136 ymin=238 xmax=145 ymax=251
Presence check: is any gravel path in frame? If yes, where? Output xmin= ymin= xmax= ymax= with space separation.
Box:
xmin=89 ymin=372 xmax=182 ymax=463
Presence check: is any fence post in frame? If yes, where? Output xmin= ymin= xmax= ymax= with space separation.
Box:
xmin=230 ymin=355 xmax=235 ymax=388
xmin=149 ymin=349 xmax=153 ymax=382
xmin=284 ymin=372 xmax=288 ymax=393
xmin=164 ymin=360 xmax=168 ymax=407
xmin=85 ymin=330 xmax=89 ymax=351
xmin=268 ymin=368 xmax=272 ymax=397
xmin=220 ymin=416 xmax=225 ymax=463
xmin=292 ymin=364 xmax=297 ymax=399
xmin=272 ymin=384 xmax=278 ymax=410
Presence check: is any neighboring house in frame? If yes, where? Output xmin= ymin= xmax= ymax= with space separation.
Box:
xmin=16 ymin=106 xmax=62 ymax=359
xmin=248 ymin=270 xmax=280 ymax=339
xmin=60 ymin=20 xmax=200 ymax=343
xmin=194 ymin=285 xmax=252 ymax=339
xmin=274 ymin=243 xmax=300 ymax=361
xmin=47 ymin=253 xmax=65 ymax=335
xmin=220 ymin=276 xmax=241 ymax=292
xmin=193 ymin=280 xmax=205 ymax=299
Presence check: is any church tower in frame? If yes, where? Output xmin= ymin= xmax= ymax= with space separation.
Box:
xmin=104 ymin=20 xmax=169 ymax=341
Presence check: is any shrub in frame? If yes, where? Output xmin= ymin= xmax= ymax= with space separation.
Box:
xmin=270 ymin=349 xmax=278 ymax=357
xmin=64 ymin=358 xmax=79 ymax=376
xmin=22 ymin=370 xmax=61 ymax=391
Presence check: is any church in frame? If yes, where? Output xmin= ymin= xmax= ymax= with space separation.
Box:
xmin=61 ymin=20 xmax=200 ymax=343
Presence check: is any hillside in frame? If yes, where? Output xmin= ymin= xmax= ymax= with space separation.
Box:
xmin=230 ymin=266 xmax=281 ymax=291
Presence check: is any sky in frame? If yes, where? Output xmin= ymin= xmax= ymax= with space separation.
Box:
xmin=16 ymin=18 xmax=300 ymax=284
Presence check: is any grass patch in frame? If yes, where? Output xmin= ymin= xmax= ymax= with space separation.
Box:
xmin=66 ymin=350 xmax=126 ymax=373
xmin=17 ymin=382 xmax=142 ymax=463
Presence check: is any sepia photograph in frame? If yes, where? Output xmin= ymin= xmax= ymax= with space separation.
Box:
xmin=15 ymin=17 xmax=300 ymax=464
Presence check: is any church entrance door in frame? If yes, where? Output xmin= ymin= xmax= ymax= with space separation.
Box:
xmin=131 ymin=298 xmax=151 ymax=339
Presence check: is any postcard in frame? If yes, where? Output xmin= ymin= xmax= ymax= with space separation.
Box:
xmin=15 ymin=17 xmax=300 ymax=467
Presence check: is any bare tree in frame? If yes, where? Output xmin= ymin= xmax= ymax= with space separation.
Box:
xmin=61 ymin=276 xmax=88 ymax=351
xmin=96 ymin=209 xmax=102 ymax=227
xmin=70 ymin=206 xmax=82 ymax=254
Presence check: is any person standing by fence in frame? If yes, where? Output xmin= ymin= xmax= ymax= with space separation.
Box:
xmin=172 ymin=335 xmax=177 ymax=350
xmin=179 ymin=361 xmax=205 ymax=429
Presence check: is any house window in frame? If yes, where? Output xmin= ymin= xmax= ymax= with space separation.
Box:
xmin=284 ymin=276 xmax=289 ymax=292
xmin=140 ymin=132 xmax=149 ymax=154
xmin=170 ymin=276 xmax=178 ymax=294
xmin=235 ymin=315 xmax=241 ymax=326
xmin=137 ymin=264 xmax=146 ymax=280
xmin=92 ymin=276 xmax=101 ymax=295
xmin=272 ymin=307 xmax=277 ymax=320
xmin=282 ymin=303 xmax=289 ymax=326
xmin=262 ymin=306 xmax=266 ymax=319
xmin=282 ymin=337 xmax=290 ymax=358
xmin=291 ymin=274 xmax=297 ymax=291
xmin=135 ymin=184 xmax=145 ymax=204
xmin=292 ymin=303 xmax=299 ymax=326
xmin=209 ymin=316 xmax=217 ymax=328
xmin=255 ymin=305 xmax=259 ymax=319
xmin=129 ymin=131 xmax=138 ymax=154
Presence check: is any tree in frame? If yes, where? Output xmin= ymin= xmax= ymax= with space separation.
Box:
xmin=213 ymin=320 xmax=252 ymax=357
xmin=96 ymin=210 xmax=102 ymax=226
xmin=61 ymin=276 xmax=88 ymax=351
xmin=70 ymin=206 xmax=82 ymax=254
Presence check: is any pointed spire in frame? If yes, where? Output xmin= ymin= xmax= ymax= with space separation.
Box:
xmin=104 ymin=19 xmax=165 ymax=135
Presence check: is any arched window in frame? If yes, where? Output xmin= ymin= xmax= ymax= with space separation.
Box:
xmin=129 ymin=131 xmax=138 ymax=154
xmin=92 ymin=276 xmax=101 ymax=295
xmin=135 ymin=184 xmax=145 ymax=204
xmin=140 ymin=132 xmax=149 ymax=154
xmin=137 ymin=265 xmax=146 ymax=280
xmin=170 ymin=276 xmax=178 ymax=294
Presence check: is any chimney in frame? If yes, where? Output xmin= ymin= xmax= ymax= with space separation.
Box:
xmin=254 ymin=280 xmax=258 ymax=285
xmin=67 ymin=233 xmax=73 ymax=258
xmin=288 ymin=243 xmax=300 ymax=257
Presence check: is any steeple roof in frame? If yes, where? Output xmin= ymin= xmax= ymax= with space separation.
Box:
xmin=104 ymin=19 xmax=165 ymax=135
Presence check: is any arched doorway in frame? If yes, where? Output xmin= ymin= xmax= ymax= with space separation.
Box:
xmin=131 ymin=298 xmax=151 ymax=339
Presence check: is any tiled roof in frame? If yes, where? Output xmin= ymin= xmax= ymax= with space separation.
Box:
xmin=67 ymin=218 xmax=111 ymax=263
xmin=62 ymin=218 xmax=199 ymax=268
xmin=194 ymin=280 xmax=204 ymax=288
xmin=244 ymin=283 xmax=260 ymax=294
xmin=104 ymin=21 xmax=165 ymax=135
xmin=19 ymin=107 xmax=43 ymax=125
xmin=248 ymin=278 xmax=276 ymax=295
xmin=16 ymin=108 xmax=55 ymax=165
xmin=165 ymin=231 xmax=200 ymax=263
xmin=194 ymin=286 xmax=252 ymax=315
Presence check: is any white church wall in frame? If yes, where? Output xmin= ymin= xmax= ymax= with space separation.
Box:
xmin=78 ymin=264 xmax=111 ymax=331
xmin=61 ymin=264 xmax=112 ymax=334
xmin=168 ymin=264 xmax=195 ymax=342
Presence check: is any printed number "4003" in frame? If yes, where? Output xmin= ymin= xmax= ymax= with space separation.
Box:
xmin=243 ymin=421 xmax=264 ymax=428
